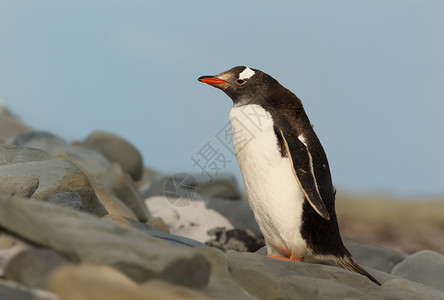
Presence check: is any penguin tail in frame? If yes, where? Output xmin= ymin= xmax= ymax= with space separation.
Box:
xmin=337 ymin=256 xmax=381 ymax=286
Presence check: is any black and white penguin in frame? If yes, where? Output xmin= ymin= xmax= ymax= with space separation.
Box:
xmin=198 ymin=66 xmax=380 ymax=285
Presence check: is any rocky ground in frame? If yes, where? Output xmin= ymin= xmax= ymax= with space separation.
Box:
xmin=1 ymin=103 xmax=444 ymax=299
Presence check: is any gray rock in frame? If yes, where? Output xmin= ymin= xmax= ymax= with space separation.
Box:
xmin=196 ymin=174 xmax=242 ymax=200
xmin=0 ymin=233 xmax=17 ymax=249
xmin=227 ymin=251 xmax=444 ymax=300
xmin=143 ymin=173 xmax=242 ymax=201
xmin=0 ymin=196 xmax=210 ymax=287
xmin=189 ymin=247 xmax=259 ymax=300
xmin=48 ymin=264 xmax=213 ymax=300
xmin=84 ymin=130 xmax=143 ymax=181
xmin=0 ymin=233 xmax=31 ymax=277
xmin=0 ymin=104 xmax=32 ymax=142
xmin=343 ymin=237 xmax=406 ymax=273
xmin=59 ymin=145 xmax=111 ymax=176
xmin=0 ymin=146 xmax=107 ymax=217
xmin=0 ymin=144 xmax=52 ymax=165
xmin=254 ymin=246 xmax=268 ymax=256
xmin=391 ymin=250 xmax=444 ymax=292
xmin=227 ymin=251 xmax=382 ymax=300
xmin=9 ymin=131 xmax=66 ymax=149
xmin=0 ymin=279 xmax=57 ymax=300
xmin=382 ymin=278 xmax=444 ymax=300
xmin=102 ymin=214 xmax=208 ymax=248
xmin=1 ymin=196 xmax=441 ymax=299
xmin=4 ymin=248 xmax=69 ymax=289
xmin=142 ymin=174 xmax=195 ymax=200
xmin=100 ymin=163 xmax=150 ymax=222
xmin=0 ymin=176 xmax=39 ymax=198
xmin=146 ymin=217 xmax=170 ymax=233
xmin=9 ymin=131 xmax=111 ymax=176
xmin=205 ymin=197 xmax=261 ymax=237
xmin=146 ymin=230 xmax=209 ymax=248
xmin=47 ymin=192 xmax=83 ymax=210
xmin=89 ymin=178 xmax=138 ymax=220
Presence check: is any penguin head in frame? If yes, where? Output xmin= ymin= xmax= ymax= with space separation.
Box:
xmin=198 ymin=66 xmax=278 ymax=105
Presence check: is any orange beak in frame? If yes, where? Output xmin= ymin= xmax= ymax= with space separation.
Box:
xmin=198 ymin=76 xmax=230 ymax=86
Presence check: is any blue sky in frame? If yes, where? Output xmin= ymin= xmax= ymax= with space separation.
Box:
xmin=1 ymin=1 xmax=443 ymax=196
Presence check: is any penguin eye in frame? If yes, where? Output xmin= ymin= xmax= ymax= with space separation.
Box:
xmin=236 ymin=79 xmax=246 ymax=85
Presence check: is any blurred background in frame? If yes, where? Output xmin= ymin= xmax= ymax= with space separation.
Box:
xmin=1 ymin=1 xmax=443 ymax=253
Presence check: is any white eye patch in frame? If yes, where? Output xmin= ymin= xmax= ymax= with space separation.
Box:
xmin=238 ymin=67 xmax=255 ymax=80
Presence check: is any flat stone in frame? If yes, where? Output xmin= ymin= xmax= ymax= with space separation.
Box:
xmin=193 ymin=247 xmax=258 ymax=300
xmin=47 ymin=192 xmax=83 ymax=210
xmin=0 ymin=176 xmax=39 ymax=198
xmin=146 ymin=217 xmax=170 ymax=233
xmin=9 ymin=131 xmax=111 ymax=176
xmin=0 ymin=233 xmax=16 ymax=249
xmin=48 ymin=263 xmax=211 ymax=300
xmin=391 ymin=250 xmax=444 ymax=291
xmin=100 ymin=163 xmax=150 ymax=222
xmin=102 ymin=215 xmax=208 ymax=248
xmin=0 ymin=147 xmax=107 ymax=217
xmin=225 ymin=251 xmax=444 ymax=300
xmin=0 ymin=279 xmax=57 ymax=300
xmin=381 ymin=278 xmax=444 ymax=300
xmin=94 ymin=191 xmax=138 ymax=219
xmin=139 ymin=230 xmax=209 ymax=249
xmin=0 ymin=233 xmax=30 ymax=277
xmin=4 ymin=248 xmax=69 ymax=289
xmin=142 ymin=279 xmax=211 ymax=300
xmin=0 ymin=196 xmax=210 ymax=287
xmin=84 ymin=130 xmax=143 ymax=181
xmin=227 ymin=251 xmax=386 ymax=300
xmin=102 ymin=214 xmax=139 ymax=228
xmin=0 ymin=145 xmax=52 ymax=165
xmin=9 ymin=131 xmax=66 ymax=149
xmin=67 ymin=161 xmax=138 ymax=219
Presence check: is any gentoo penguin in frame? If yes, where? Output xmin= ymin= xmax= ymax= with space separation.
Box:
xmin=198 ymin=66 xmax=380 ymax=285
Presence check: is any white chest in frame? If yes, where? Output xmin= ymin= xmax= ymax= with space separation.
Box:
xmin=229 ymin=104 xmax=307 ymax=256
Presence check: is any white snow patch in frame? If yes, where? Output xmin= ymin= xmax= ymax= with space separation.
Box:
xmin=145 ymin=196 xmax=234 ymax=243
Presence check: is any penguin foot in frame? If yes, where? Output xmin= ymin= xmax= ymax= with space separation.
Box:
xmin=266 ymin=254 xmax=303 ymax=262
xmin=267 ymin=255 xmax=290 ymax=260
xmin=290 ymin=254 xmax=303 ymax=261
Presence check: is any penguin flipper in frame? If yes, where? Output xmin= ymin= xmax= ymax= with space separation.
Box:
xmin=278 ymin=129 xmax=330 ymax=220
